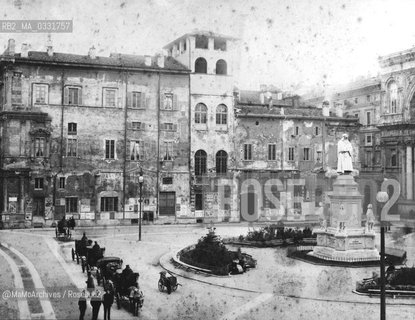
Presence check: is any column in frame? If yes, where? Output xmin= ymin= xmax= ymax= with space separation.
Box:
xmin=2 ymin=177 xmax=7 ymax=214
xmin=407 ymin=145 xmax=413 ymax=200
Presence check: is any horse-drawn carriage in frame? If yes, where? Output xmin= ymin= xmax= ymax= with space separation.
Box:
xmin=71 ymin=237 xmax=105 ymax=272
xmin=113 ymin=269 xmax=144 ymax=316
xmin=95 ymin=256 xmax=123 ymax=285
xmin=158 ymin=270 xmax=181 ymax=294
xmin=55 ymin=219 xmax=72 ymax=241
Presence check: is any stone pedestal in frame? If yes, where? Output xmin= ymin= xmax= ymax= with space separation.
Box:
xmin=309 ymin=175 xmax=379 ymax=262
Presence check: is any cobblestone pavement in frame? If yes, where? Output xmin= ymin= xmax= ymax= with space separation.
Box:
xmin=0 ymin=224 xmax=414 ymax=320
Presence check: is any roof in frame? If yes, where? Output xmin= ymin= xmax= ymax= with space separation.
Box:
xmin=3 ymin=51 xmax=190 ymax=73
xmin=235 ymin=104 xmax=358 ymax=122
xmin=163 ymin=30 xmax=238 ymax=49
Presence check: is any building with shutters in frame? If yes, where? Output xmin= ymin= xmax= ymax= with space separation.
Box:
xmin=0 ymin=39 xmax=191 ymax=228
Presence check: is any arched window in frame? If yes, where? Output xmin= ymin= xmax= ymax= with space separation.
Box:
xmin=195 ymin=103 xmax=207 ymax=124
xmin=195 ymin=150 xmax=207 ymax=176
xmin=388 ymin=81 xmax=398 ymax=113
xmin=216 ymin=59 xmax=227 ymax=75
xmin=216 ymin=150 xmax=228 ymax=174
xmin=195 ymin=57 xmax=207 ymax=73
xmin=216 ymin=104 xmax=227 ymax=125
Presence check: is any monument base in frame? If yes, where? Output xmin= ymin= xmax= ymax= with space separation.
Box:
xmin=310 ymin=228 xmax=379 ymax=262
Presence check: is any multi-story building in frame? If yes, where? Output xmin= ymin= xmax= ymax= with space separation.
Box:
xmin=234 ymin=90 xmax=360 ymax=222
xmin=163 ymin=31 xmax=238 ymax=222
xmin=0 ymin=39 xmax=191 ymax=228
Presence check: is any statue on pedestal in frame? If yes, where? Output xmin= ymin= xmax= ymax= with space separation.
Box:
xmin=337 ymin=133 xmax=353 ymax=175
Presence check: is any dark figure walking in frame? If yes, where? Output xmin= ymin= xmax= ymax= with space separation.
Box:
xmin=78 ymin=290 xmax=87 ymax=320
xmin=90 ymin=290 xmax=102 ymax=320
xmin=103 ymin=290 xmax=114 ymax=320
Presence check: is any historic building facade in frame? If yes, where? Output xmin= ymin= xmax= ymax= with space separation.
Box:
xmin=234 ymin=91 xmax=360 ymax=223
xmin=0 ymin=39 xmax=191 ymax=228
xmin=164 ymin=32 xmax=238 ymax=222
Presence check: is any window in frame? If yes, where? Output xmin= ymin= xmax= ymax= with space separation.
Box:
xmin=67 ymin=138 xmax=77 ymax=157
xmin=214 ymin=38 xmax=226 ymax=51
xmin=268 ymin=144 xmax=276 ymax=161
xmin=64 ymin=86 xmax=82 ymax=105
xmin=35 ymin=137 xmax=45 ymax=157
xmin=163 ymin=93 xmax=173 ymax=110
xmin=68 ymin=122 xmax=77 ymax=135
xmin=130 ymin=140 xmax=140 ymax=161
xmin=195 ymin=57 xmax=207 ymax=73
xmin=316 ymin=151 xmax=322 ymax=162
xmin=288 ymin=147 xmax=295 ymax=161
xmin=388 ymin=81 xmax=398 ymax=113
xmin=195 ymin=103 xmax=207 ymax=124
xmin=101 ymin=197 xmax=118 ymax=212
xmin=132 ymin=92 xmax=142 ymax=109
xmin=161 ymin=123 xmax=174 ymax=131
xmin=163 ymin=141 xmax=173 ymax=161
xmin=34 ymin=178 xmax=44 ymax=189
xmin=12 ymin=73 xmax=22 ymax=105
xmin=303 ymin=148 xmax=310 ymax=161
xmin=68 ymin=88 xmax=79 ymax=105
xmin=295 ymin=126 xmax=299 ymax=136
xmin=131 ymin=122 xmax=142 ymax=130
xmin=244 ymin=144 xmax=252 ymax=160
xmin=65 ymin=197 xmax=78 ymax=213
xmin=195 ymin=35 xmax=209 ymax=49
xmin=367 ymin=95 xmax=371 ymax=102
xmin=105 ymin=140 xmax=115 ymax=159
xmin=183 ymin=41 xmax=187 ymax=52
xmin=195 ymin=150 xmax=207 ymax=176
xmin=59 ymin=177 xmax=65 ymax=189
xmin=216 ymin=150 xmax=228 ymax=174
xmin=365 ymin=134 xmax=372 ymax=146
xmin=216 ymin=60 xmax=227 ymax=75
xmin=33 ymin=84 xmax=48 ymax=104
xmin=162 ymin=177 xmax=173 ymax=184
xmin=216 ymin=104 xmax=227 ymax=125
xmin=365 ymin=151 xmax=372 ymax=167
xmin=104 ymin=88 xmax=117 ymax=107
xmin=315 ymin=126 xmax=320 ymax=136
xmin=159 ymin=192 xmax=175 ymax=216
xmin=354 ymin=97 xmax=358 ymax=104
xmin=366 ymin=111 xmax=371 ymax=125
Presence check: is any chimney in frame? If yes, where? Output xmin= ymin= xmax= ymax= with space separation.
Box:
xmin=259 ymin=93 xmax=265 ymax=104
xmin=157 ymin=54 xmax=165 ymax=68
xmin=88 ymin=46 xmax=96 ymax=59
xmin=6 ymin=39 xmax=15 ymax=55
xmin=144 ymin=55 xmax=152 ymax=66
xmin=21 ymin=43 xmax=29 ymax=58
xmin=322 ymin=101 xmax=330 ymax=116
xmin=46 ymin=37 xmax=53 ymax=57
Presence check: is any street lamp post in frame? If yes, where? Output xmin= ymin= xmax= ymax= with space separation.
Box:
xmin=376 ymin=190 xmax=389 ymax=320
xmin=138 ymin=169 xmax=144 ymax=241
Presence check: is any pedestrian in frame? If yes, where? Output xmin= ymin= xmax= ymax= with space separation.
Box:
xmin=103 ymin=289 xmax=114 ymax=320
xmin=78 ymin=290 xmax=87 ymax=320
xmin=86 ymin=272 xmax=95 ymax=296
xmin=90 ymin=290 xmax=102 ymax=320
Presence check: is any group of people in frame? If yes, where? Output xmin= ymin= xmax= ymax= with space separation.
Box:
xmin=78 ymin=289 xmax=114 ymax=320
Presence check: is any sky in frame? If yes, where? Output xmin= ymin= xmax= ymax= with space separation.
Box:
xmin=2 ymin=0 xmax=415 ymax=94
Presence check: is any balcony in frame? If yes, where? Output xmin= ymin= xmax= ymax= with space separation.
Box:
xmin=380 ymin=113 xmax=403 ymax=126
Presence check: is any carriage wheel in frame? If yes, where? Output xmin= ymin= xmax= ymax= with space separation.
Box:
xmin=71 ymin=248 xmax=75 ymax=261
xmin=76 ymin=254 xmax=80 ymax=264
xmin=158 ymin=279 xmax=164 ymax=292
xmin=55 ymin=228 xmax=58 ymax=237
